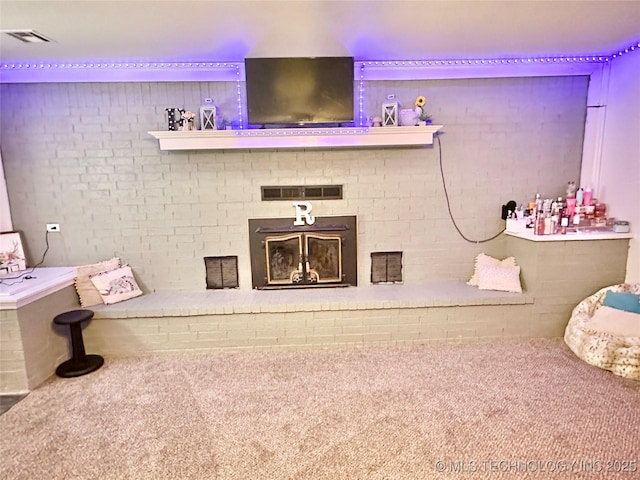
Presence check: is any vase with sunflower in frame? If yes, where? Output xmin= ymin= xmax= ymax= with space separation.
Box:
xmin=414 ymin=95 xmax=432 ymax=125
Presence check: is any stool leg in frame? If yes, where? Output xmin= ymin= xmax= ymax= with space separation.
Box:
xmin=69 ymin=323 xmax=88 ymax=364
xmin=55 ymin=321 xmax=103 ymax=378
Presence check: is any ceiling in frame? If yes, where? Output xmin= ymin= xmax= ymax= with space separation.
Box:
xmin=0 ymin=0 xmax=639 ymax=65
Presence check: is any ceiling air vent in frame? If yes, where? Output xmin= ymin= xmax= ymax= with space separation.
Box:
xmin=2 ymin=29 xmax=53 ymax=43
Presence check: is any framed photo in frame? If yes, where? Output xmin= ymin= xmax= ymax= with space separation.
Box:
xmin=0 ymin=231 xmax=26 ymax=274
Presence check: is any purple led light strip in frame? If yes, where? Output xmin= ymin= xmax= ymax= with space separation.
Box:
xmin=610 ymin=41 xmax=640 ymax=59
xmin=1 ymin=41 xmax=636 ymax=126
xmin=1 ymin=40 xmax=637 ymax=72
xmin=0 ymin=62 xmax=239 ymax=69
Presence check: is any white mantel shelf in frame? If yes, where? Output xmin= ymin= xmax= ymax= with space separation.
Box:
xmin=148 ymin=125 xmax=443 ymax=151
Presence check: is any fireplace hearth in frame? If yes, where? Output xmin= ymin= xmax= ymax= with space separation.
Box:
xmin=248 ymin=216 xmax=357 ymax=289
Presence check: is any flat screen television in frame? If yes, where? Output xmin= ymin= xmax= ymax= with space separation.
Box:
xmin=244 ymin=56 xmax=355 ymax=127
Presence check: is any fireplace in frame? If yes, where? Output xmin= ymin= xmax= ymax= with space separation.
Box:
xmin=248 ymin=216 xmax=357 ymax=289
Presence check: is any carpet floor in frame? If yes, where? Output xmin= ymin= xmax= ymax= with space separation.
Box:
xmin=1 ymin=338 xmax=638 ymax=479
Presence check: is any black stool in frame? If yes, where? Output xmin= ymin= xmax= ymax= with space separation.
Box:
xmin=54 ymin=309 xmax=104 ymax=377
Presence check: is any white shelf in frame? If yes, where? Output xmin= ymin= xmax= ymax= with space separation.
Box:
xmin=148 ymin=125 xmax=443 ymax=151
xmin=505 ymin=229 xmax=633 ymax=242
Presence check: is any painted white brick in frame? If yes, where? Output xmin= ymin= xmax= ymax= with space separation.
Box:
xmin=2 ymin=77 xmax=588 ymax=286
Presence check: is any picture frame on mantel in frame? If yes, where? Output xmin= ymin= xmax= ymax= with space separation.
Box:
xmin=0 ymin=231 xmax=27 ymax=274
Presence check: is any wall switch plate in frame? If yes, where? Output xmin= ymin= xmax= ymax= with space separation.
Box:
xmin=46 ymin=223 xmax=60 ymax=232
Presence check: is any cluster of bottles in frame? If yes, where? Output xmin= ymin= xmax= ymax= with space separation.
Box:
xmin=528 ymin=182 xmax=607 ymax=235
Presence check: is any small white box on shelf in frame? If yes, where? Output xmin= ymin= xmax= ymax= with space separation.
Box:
xmin=613 ymin=221 xmax=630 ymax=233
xmin=506 ymin=218 xmax=528 ymax=233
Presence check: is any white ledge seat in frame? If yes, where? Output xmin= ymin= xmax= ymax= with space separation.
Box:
xmin=89 ymin=281 xmax=532 ymax=318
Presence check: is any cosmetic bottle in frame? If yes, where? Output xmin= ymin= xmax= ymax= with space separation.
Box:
xmin=566 ymin=181 xmax=576 ymax=199
xmin=533 ymin=194 xmax=543 ymax=234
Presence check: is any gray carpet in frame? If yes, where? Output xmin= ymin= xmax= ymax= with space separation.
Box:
xmin=1 ymin=338 xmax=639 ymax=479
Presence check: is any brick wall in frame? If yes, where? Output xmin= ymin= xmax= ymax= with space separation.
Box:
xmin=0 ymin=285 xmax=79 ymax=393
xmin=0 ymin=76 xmax=588 ymax=291
xmin=84 ymin=304 xmax=536 ymax=355
xmin=0 ymin=309 xmax=26 ymax=393
xmin=506 ymin=237 xmax=630 ymax=336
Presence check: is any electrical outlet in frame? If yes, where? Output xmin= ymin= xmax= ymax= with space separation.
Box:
xmin=46 ymin=223 xmax=60 ymax=232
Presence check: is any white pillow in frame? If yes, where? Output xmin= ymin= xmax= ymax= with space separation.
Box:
xmin=467 ymin=253 xmax=517 ymax=286
xmin=477 ymin=264 xmax=522 ymax=293
xmin=588 ymin=306 xmax=640 ymax=337
xmin=90 ymin=265 xmax=143 ymax=305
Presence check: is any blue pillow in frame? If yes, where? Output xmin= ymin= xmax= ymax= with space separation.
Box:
xmin=603 ymin=291 xmax=640 ymax=314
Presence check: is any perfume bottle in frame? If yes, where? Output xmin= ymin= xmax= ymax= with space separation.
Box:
xmin=566 ymin=181 xmax=576 ymax=199
xmin=533 ymin=193 xmax=543 ymax=234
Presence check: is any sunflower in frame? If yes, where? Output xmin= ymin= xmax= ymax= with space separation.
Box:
xmin=414 ymin=96 xmax=430 ymax=122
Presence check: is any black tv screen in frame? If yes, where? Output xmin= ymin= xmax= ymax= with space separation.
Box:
xmin=245 ymin=56 xmax=355 ymax=127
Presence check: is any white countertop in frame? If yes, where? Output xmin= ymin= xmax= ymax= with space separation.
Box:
xmin=505 ymin=229 xmax=634 ymax=242
xmin=0 ymin=267 xmax=76 ymax=310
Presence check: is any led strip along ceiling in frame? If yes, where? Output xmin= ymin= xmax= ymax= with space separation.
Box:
xmin=3 ymin=39 xmax=639 ymax=72
xmin=1 ymin=41 xmax=637 ymax=130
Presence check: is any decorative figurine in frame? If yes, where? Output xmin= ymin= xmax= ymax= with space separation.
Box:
xmin=181 ymin=111 xmax=196 ymax=131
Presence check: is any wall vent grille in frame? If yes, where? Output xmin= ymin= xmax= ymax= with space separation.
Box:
xmin=204 ymin=256 xmax=239 ymax=289
xmin=371 ymin=252 xmax=403 ymax=284
xmin=261 ymin=185 xmax=343 ymax=201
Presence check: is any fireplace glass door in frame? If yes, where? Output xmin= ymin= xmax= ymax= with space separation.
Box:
xmin=265 ymin=233 xmax=342 ymax=285
xmin=265 ymin=234 xmax=302 ymax=284
xmin=306 ymin=234 xmax=342 ymax=283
